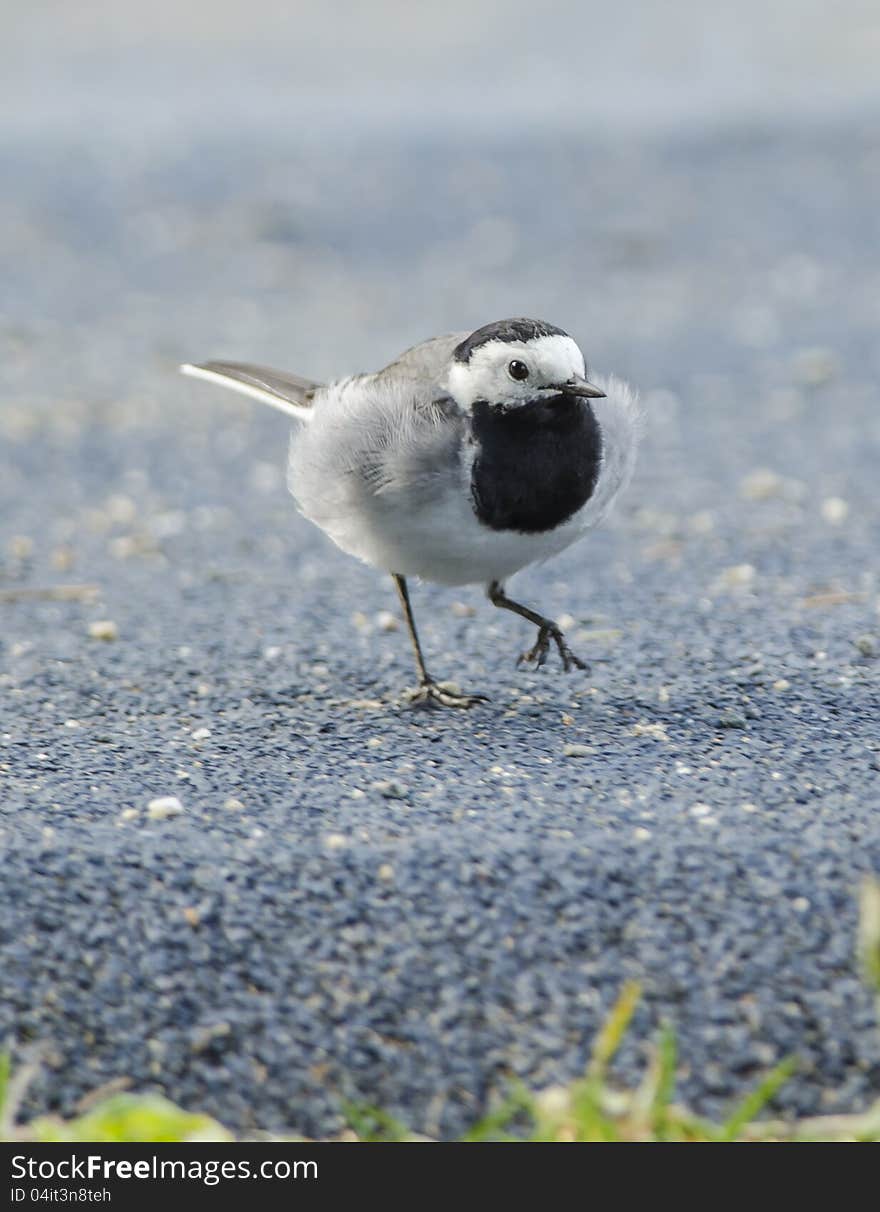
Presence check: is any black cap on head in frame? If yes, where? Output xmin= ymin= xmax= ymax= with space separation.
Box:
xmin=453 ymin=318 xmax=569 ymax=363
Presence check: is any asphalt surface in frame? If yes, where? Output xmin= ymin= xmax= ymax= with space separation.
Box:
xmin=2 ymin=122 xmax=880 ymax=1137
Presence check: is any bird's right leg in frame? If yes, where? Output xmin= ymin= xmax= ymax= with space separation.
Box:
xmin=392 ymin=574 xmax=487 ymax=709
xmin=488 ymin=580 xmax=588 ymax=672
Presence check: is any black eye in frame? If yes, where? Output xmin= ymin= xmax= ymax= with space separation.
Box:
xmin=507 ymin=360 xmax=529 ymax=382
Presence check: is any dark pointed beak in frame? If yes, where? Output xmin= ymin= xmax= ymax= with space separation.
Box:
xmin=560 ymin=375 xmax=605 ymax=399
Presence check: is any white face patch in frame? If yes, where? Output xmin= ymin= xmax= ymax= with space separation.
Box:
xmin=446 ymin=334 xmax=587 ymax=409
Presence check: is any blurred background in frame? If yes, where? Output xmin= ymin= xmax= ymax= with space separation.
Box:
xmin=3 ymin=0 xmax=880 ymax=395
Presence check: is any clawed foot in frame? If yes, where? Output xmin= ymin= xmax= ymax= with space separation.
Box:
xmin=402 ymin=680 xmax=489 ymax=710
xmin=517 ymin=623 xmax=588 ymax=673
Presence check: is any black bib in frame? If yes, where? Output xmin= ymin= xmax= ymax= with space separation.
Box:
xmin=469 ymin=395 xmax=602 ymax=534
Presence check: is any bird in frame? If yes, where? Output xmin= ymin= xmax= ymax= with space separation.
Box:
xmin=181 ymin=318 xmax=640 ymax=708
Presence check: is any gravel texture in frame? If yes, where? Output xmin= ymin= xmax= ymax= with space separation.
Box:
xmin=2 ymin=110 xmax=880 ymax=1136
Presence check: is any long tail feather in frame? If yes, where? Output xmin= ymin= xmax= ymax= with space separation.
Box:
xmin=180 ymin=360 xmax=320 ymax=421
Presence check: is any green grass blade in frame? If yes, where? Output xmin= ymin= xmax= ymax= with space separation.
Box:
xmin=718 ymin=1057 xmax=797 ymax=1142
xmin=588 ymin=981 xmax=642 ymax=1078
xmin=343 ymin=1102 xmax=411 ymax=1142
xmin=649 ymin=1024 xmax=678 ymax=1139
xmin=0 ymin=1053 xmax=10 ymax=1124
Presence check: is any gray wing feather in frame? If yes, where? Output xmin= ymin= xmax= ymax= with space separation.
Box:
xmin=378 ymin=332 xmax=468 ymax=384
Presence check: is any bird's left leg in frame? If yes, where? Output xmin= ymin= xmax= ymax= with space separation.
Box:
xmin=392 ymin=574 xmax=487 ymax=708
xmin=487 ymin=580 xmax=587 ymax=672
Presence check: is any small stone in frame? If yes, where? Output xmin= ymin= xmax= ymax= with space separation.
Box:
xmin=87 ymin=619 xmax=119 ymax=641
xmin=377 ymin=863 xmax=395 ymax=882
xmin=563 ymin=743 xmax=591 ymax=757
xmin=740 ymin=469 xmax=782 ymax=501
xmin=105 ymin=494 xmax=137 ymax=525
xmin=147 ymin=795 xmax=185 ymax=820
xmin=324 ymin=833 xmax=349 ymax=850
xmin=534 ymin=1085 xmax=571 ymax=1118
xmin=688 ymin=510 xmax=714 ymax=534
xmin=690 ymin=803 xmax=713 ymax=818
xmin=376 ymin=611 xmax=399 ymax=632
xmin=223 ymin=797 xmax=245 ymax=811
xmin=791 ymin=346 xmax=838 ymax=386
xmin=191 ymin=727 xmax=212 ymax=741
xmin=717 ymin=709 xmax=747 ymax=729
xmin=773 ymin=678 xmax=791 ymax=691
xmin=740 ymin=802 xmax=759 ymax=813
xmin=182 ymin=906 xmax=200 ymax=927
xmin=451 ymin=601 xmax=476 ymax=618
xmin=108 ymin=535 xmax=140 ymax=560
xmin=717 ymin=564 xmax=756 ymax=590
xmin=191 ymin=1022 xmax=231 ymax=1052
xmin=118 ymin=808 xmax=139 ymax=823
xmin=821 ymin=497 xmax=849 ymax=525
xmin=633 ymin=827 xmax=652 ymax=842
xmin=854 ymin=634 xmax=877 ymax=658
xmin=371 ymin=779 xmax=408 ymax=799
xmin=9 ymin=535 xmax=34 ymax=559
xmin=630 ymin=721 xmax=669 ymax=741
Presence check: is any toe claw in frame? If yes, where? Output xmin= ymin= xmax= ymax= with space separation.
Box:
xmin=402 ymin=680 xmax=488 ymax=710
xmin=517 ymin=623 xmax=589 ymax=674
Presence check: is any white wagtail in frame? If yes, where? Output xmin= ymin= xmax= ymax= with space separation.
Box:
xmin=182 ymin=318 xmax=640 ymax=707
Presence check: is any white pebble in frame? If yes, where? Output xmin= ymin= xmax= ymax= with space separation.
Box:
xmin=821 ymin=497 xmax=849 ymax=525
xmin=563 ymin=743 xmax=592 ymax=758
xmin=791 ymin=346 xmax=838 ymax=386
xmin=688 ymin=510 xmax=715 ymax=534
xmin=630 ymin=721 xmax=669 ymax=741
xmin=87 ymin=619 xmax=118 ymax=641
xmin=147 ymin=796 xmax=185 ymax=821
xmin=9 ymin=535 xmax=34 ymax=559
xmin=718 ymin=564 xmax=756 ymax=590
xmin=191 ymin=727 xmax=212 ymax=741
xmin=740 ymin=469 xmax=782 ymax=501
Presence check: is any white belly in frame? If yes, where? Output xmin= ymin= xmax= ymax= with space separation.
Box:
xmin=287 ymin=373 xmax=639 ymax=588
